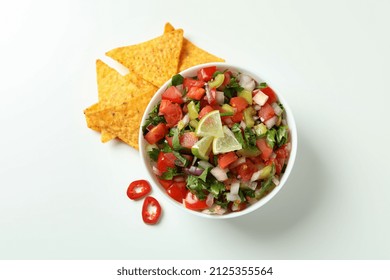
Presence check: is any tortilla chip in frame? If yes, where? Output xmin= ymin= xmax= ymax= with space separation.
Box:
xmin=84 ymin=60 xmax=157 ymax=142
xmin=101 ymin=130 xmax=116 ymax=142
xmin=163 ymin=23 xmax=225 ymax=72
xmin=86 ymin=86 xmax=157 ymax=149
xmin=106 ymin=29 xmax=184 ymax=87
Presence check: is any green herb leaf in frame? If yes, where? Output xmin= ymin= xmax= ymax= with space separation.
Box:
xmin=266 ymin=129 xmax=276 ymax=149
xmin=172 ymin=128 xmax=182 ymax=151
xmin=256 ymin=177 xmax=276 ymax=199
xmin=171 ymin=74 xmax=184 ymax=86
xmin=142 ymin=103 xmax=166 ymax=133
xmin=172 ymin=151 xmax=189 ymax=167
xmin=161 ymin=167 xmax=181 ymax=180
xmin=276 ymin=126 xmax=289 ymax=147
xmin=210 ymin=180 xmax=225 ymax=197
xmin=244 ymin=127 xmax=257 ymax=148
xmin=186 ymin=175 xmax=207 ymax=199
xmin=258 ymin=82 xmax=268 ymax=89
xmin=147 ymin=148 xmax=160 ymax=162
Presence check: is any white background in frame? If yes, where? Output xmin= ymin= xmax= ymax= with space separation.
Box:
xmin=1 ymin=0 xmax=389 ymax=260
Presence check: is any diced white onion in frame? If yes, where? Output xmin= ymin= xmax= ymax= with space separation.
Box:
xmin=202 ymin=205 xmax=227 ymax=215
xmin=182 ymin=113 xmax=189 ymax=124
xmin=250 ymin=169 xmax=262 ymax=182
xmin=176 ymin=84 xmax=183 ymax=92
xmin=271 ymin=102 xmax=283 ymax=116
xmin=173 ymin=176 xmax=185 ymax=182
xmin=226 ymin=193 xmax=240 ymax=202
xmin=230 ymin=182 xmax=240 ymax=195
xmin=206 ymin=193 xmax=214 ymax=207
xmin=216 ymin=91 xmax=225 ymax=105
xmin=240 ymin=121 xmax=246 ymax=129
xmin=248 ymin=181 xmax=258 ymax=190
xmin=238 ymin=74 xmax=255 ymax=91
xmin=210 ymin=166 xmax=228 ymax=181
xmin=185 ymin=166 xmax=204 ymax=176
xmin=272 ymin=176 xmax=280 ymax=186
xmin=253 ymin=90 xmax=269 ymax=106
xmin=198 ymin=160 xmax=213 ymax=169
xmin=152 ymin=166 xmax=162 ymax=176
xmin=254 ymin=105 xmax=261 ymax=111
xmin=265 ymin=116 xmax=278 ymax=128
xmin=229 ymin=157 xmax=246 ymax=169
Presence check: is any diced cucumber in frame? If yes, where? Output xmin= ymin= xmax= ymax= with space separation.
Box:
xmin=253 ymin=123 xmax=267 ymax=138
xmin=189 ymin=119 xmax=199 ymax=129
xmin=188 ymin=101 xmax=199 ymax=120
xmin=243 ymin=107 xmax=255 ymax=128
xmin=238 ymin=89 xmax=252 ymax=104
xmin=208 ymin=73 xmax=225 ymax=89
xmin=236 ymin=146 xmax=261 ymax=157
xmin=221 ymin=104 xmax=234 ymax=114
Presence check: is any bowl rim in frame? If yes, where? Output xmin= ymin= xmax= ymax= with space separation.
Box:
xmin=139 ymin=62 xmax=298 ymax=219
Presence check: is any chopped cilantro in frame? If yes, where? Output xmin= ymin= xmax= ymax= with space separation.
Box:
xmin=171 ymin=74 xmax=184 ymax=86
xmin=147 ymin=148 xmax=160 ymax=162
xmin=142 ymin=103 xmax=165 ymax=133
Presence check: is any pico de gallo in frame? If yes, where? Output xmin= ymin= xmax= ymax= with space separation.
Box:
xmin=143 ymin=65 xmax=291 ymax=215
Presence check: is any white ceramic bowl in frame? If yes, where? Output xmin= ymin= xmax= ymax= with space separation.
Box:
xmin=139 ymin=62 xmax=297 ymax=219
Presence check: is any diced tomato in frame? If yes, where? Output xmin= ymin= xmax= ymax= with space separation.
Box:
xmin=127 ymin=180 xmax=151 ymax=200
xmin=221 ymin=71 xmax=231 ymax=88
xmin=261 ymin=86 xmax=278 ymax=104
xmin=158 ymin=178 xmax=173 ymax=190
xmin=159 ymin=99 xmax=183 ymax=127
xmin=165 ymin=136 xmax=173 ymax=148
xmin=258 ymin=103 xmax=275 ymax=121
xmin=186 ymin=87 xmax=206 ymax=100
xmin=180 ymin=132 xmax=198 ymax=149
xmin=167 ymin=182 xmax=187 ymax=203
xmin=144 ymin=123 xmax=167 ymax=144
xmin=142 ymin=196 xmax=161 ymax=225
xmin=183 ymin=192 xmax=209 ymax=210
xmin=230 ymin=96 xmax=248 ymax=112
xmin=256 ymin=139 xmax=273 ymax=161
xmin=231 ymin=111 xmax=243 ymax=123
xmin=275 ymin=144 xmax=289 ymax=159
xmin=197 ymin=66 xmax=217 ymax=82
xmin=275 ymin=157 xmax=285 ymax=175
xmin=218 ymin=152 xmax=238 ymax=169
xmin=162 ymin=86 xmax=183 ymax=104
xmin=157 ymin=152 xmax=176 ymax=173
xmin=198 ymin=105 xmax=214 ymax=119
xmin=237 ymin=160 xmax=258 ymax=181
xmin=183 ymin=78 xmax=204 ymax=90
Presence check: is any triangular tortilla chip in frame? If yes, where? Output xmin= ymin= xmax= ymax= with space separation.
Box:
xmin=106 ymin=29 xmax=184 ymax=87
xmin=85 ymin=86 xmax=157 ymax=149
xmin=163 ymin=23 xmax=225 ymax=72
xmin=84 ymin=60 xmax=157 ymax=142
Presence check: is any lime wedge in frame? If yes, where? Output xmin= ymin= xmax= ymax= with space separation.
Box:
xmin=195 ymin=110 xmax=224 ymax=138
xmin=213 ymin=126 xmax=243 ymax=154
xmin=191 ymin=136 xmax=214 ymax=160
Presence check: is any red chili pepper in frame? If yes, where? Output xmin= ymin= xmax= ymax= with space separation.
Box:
xmin=142 ymin=196 xmax=162 ymax=225
xmin=127 ymin=180 xmax=151 ymax=200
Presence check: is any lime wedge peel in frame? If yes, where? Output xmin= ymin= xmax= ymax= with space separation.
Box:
xmin=195 ymin=110 xmax=224 ymax=138
xmin=191 ymin=136 xmax=214 ymax=160
xmin=212 ymin=126 xmax=243 ymax=154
